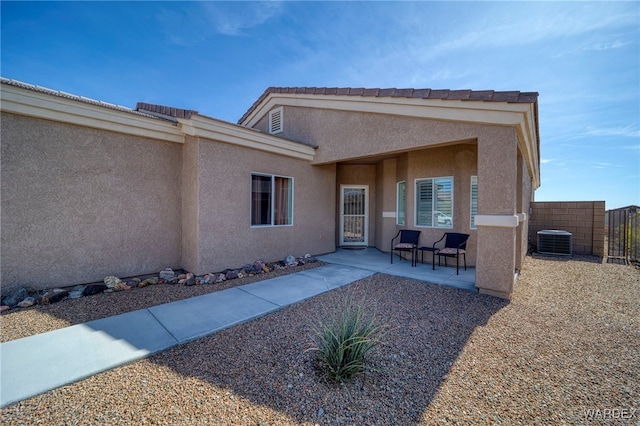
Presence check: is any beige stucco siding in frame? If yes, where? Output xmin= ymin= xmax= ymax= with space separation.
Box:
xmin=375 ymin=159 xmax=398 ymax=249
xmin=1 ymin=113 xmax=182 ymax=290
xmin=259 ymin=106 xmax=495 ymax=164
xmin=190 ymin=138 xmax=336 ymax=274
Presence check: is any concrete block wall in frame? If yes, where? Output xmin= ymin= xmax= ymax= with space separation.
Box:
xmin=529 ymin=201 xmax=605 ymax=256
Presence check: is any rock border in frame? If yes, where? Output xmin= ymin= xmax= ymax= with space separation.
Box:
xmin=0 ymin=254 xmax=317 ymax=313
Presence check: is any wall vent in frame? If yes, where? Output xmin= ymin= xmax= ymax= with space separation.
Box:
xmin=537 ymin=230 xmax=572 ymax=256
xmin=269 ymin=107 xmax=283 ymax=134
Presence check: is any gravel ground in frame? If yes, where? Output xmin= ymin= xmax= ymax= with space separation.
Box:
xmin=1 ymin=255 xmax=639 ymax=425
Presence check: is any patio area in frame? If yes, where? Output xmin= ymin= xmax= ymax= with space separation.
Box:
xmin=317 ymin=247 xmax=477 ymax=293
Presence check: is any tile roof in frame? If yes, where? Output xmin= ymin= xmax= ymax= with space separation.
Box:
xmin=135 ymin=102 xmax=198 ymax=120
xmin=239 ymin=86 xmax=539 ymax=124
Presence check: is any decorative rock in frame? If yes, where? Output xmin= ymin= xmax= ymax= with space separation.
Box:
xmin=68 ymin=285 xmax=85 ymax=299
xmin=285 ymin=255 xmax=296 ymax=265
xmin=159 ymin=268 xmax=176 ymax=280
xmin=0 ymin=305 xmax=10 ymax=313
xmin=17 ymin=297 xmax=35 ymax=308
xmin=225 ymin=270 xmax=238 ymax=280
xmin=104 ymin=276 xmax=125 ymax=290
xmin=38 ymin=289 xmax=69 ymax=305
xmin=215 ymin=273 xmax=226 ymax=283
xmin=138 ymin=277 xmax=158 ymax=288
xmin=185 ymin=273 xmax=196 ymax=286
xmin=2 ymin=287 xmax=29 ymax=308
xmin=83 ymin=284 xmax=107 ymax=296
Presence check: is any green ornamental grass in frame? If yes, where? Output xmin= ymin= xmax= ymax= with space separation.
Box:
xmin=309 ymin=294 xmax=387 ymax=383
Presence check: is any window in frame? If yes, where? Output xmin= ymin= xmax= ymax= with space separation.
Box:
xmin=396 ymin=181 xmax=406 ymax=225
xmin=269 ymin=107 xmax=283 ymax=134
xmin=470 ymin=176 xmax=478 ymax=229
xmin=415 ymin=177 xmax=453 ymax=228
xmin=251 ymin=173 xmax=293 ymax=226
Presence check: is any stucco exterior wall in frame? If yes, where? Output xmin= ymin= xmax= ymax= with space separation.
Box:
xmin=261 ymin=106 xmax=490 ymax=165
xmin=1 ymin=113 xmax=182 ymax=291
xmin=181 ymin=135 xmax=201 ymax=272
xmin=475 ymin=129 xmax=519 ymax=298
xmin=192 ymin=138 xmax=336 ymax=274
xmin=375 ymin=159 xmax=398 ymax=250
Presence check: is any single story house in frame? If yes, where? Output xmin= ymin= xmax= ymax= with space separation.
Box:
xmin=0 ymin=78 xmax=540 ymax=299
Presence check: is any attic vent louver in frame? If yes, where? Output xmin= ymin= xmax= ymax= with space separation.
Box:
xmin=269 ymin=107 xmax=283 ymax=134
xmin=537 ymin=230 xmax=572 ymax=256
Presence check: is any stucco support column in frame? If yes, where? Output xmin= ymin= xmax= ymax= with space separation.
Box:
xmin=181 ymin=135 xmax=201 ymax=273
xmin=375 ymin=158 xmax=397 ymax=250
xmin=475 ymin=130 xmax=519 ymax=299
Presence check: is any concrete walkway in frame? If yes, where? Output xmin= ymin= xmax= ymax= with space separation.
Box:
xmin=0 ymin=249 xmax=476 ymax=408
xmin=0 ymin=263 xmax=374 ymax=408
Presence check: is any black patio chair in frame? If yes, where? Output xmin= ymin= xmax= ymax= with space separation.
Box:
xmin=434 ymin=232 xmax=470 ymax=275
xmin=391 ymin=229 xmax=421 ymax=267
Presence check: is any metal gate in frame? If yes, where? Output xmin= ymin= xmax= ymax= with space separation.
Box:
xmin=607 ymin=206 xmax=639 ymax=264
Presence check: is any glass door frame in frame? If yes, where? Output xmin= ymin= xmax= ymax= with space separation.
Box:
xmin=339 ymin=184 xmax=369 ymax=246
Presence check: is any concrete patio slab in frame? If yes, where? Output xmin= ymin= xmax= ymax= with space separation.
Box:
xmin=317 ymin=248 xmax=477 ymax=292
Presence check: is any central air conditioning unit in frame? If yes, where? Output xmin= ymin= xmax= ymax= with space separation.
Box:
xmin=537 ymin=230 xmax=572 ymax=256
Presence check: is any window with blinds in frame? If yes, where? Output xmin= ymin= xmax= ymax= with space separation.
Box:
xmin=470 ymin=176 xmax=478 ymax=229
xmin=415 ymin=177 xmax=453 ymax=228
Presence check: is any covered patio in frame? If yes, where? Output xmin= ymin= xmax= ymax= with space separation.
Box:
xmin=317 ymin=248 xmax=476 ymax=293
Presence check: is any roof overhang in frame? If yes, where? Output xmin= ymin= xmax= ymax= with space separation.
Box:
xmin=241 ymin=92 xmax=540 ymax=189
xmin=0 ymin=83 xmax=185 ymax=144
xmin=179 ymin=114 xmax=316 ymax=161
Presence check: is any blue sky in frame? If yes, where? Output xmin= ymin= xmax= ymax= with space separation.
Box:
xmin=2 ymin=1 xmax=639 ymax=209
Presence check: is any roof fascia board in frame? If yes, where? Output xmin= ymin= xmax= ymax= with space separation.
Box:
xmin=180 ymin=115 xmax=315 ymax=161
xmin=0 ymin=84 xmax=184 ymax=143
xmin=517 ymin=103 xmax=540 ymax=189
xmin=242 ymin=93 xmax=532 ymax=128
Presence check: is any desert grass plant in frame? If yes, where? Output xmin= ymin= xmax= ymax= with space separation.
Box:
xmin=308 ymin=292 xmax=387 ymax=383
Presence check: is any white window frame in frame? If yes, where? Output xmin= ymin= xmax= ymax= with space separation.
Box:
xmin=414 ymin=176 xmax=454 ymax=229
xmin=396 ymin=181 xmax=406 ymax=225
xmin=250 ymin=172 xmax=294 ymax=227
xmin=268 ymin=107 xmax=283 ymax=134
xmin=470 ymin=176 xmax=478 ymax=229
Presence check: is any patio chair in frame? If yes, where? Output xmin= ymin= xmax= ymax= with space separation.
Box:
xmin=391 ymin=229 xmax=421 ymax=267
xmin=435 ymin=232 xmax=470 ymax=275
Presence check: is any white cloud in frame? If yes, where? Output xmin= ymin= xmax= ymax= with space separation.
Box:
xmin=156 ymin=2 xmax=284 ymax=45
xmin=415 ymin=3 xmax=638 ymax=59
xmin=585 ymin=125 xmax=640 ymax=138
xmin=201 ymin=2 xmax=284 ymax=36
xmin=588 ymin=39 xmax=630 ymax=51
